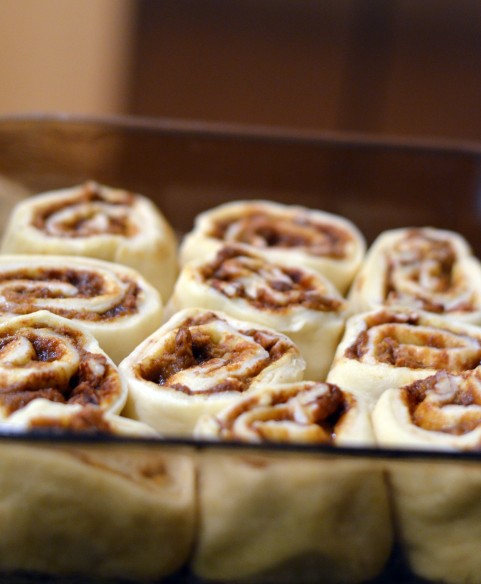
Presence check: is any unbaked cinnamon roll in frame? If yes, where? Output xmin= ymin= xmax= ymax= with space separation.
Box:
xmin=373 ymin=370 xmax=481 ymax=584
xmin=0 ymin=310 xmax=127 ymax=417
xmin=0 ymin=400 xmax=195 ymax=580
xmin=179 ymin=200 xmax=366 ymax=294
xmin=373 ymin=369 xmax=481 ymax=450
xmin=169 ymin=245 xmax=349 ymax=380
xmin=0 ymin=182 xmax=178 ymax=302
xmin=193 ymin=381 xmax=392 ymax=583
xmin=0 ymin=255 xmax=163 ymax=363
xmin=327 ymin=308 xmax=481 ymax=406
xmin=120 ymin=308 xmax=306 ymax=435
xmin=350 ymin=227 xmax=481 ymax=324
xmin=196 ymin=380 xmax=373 ymax=445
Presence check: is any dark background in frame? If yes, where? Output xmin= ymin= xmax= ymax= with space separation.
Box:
xmin=127 ymin=0 xmax=481 ymax=142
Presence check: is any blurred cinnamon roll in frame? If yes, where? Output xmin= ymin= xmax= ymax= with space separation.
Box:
xmin=179 ymin=200 xmax=365 ymax=293
xmin=0 ymin=182 xmax=178 ymax=302
xmin=193 ymin=381 xmax=392 ymax=583
xmin=120 ymin=308 xmax=305 ymax=435
xmin=373 ymin=370 xmax=481 ymax=583
xmin=350 ymin=227 xmax=481 ymax=324
xmin=0 ymin=255 xmax=163 ymax=363
xmin=0 ymin=399 xmax=195 ymax=580
xmin=169 ymin=245 xmax=349 ymax=380
xmin=327 ymin=308 xmax=481 ymax=406
xmin=0 ymin=310 xmax=127 ymax=417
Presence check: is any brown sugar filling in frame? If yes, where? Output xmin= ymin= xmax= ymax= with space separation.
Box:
xmin=0 ymin=268 xmax=140 ymax=321
xmin=345 ymin=311 xmax=481 ymax=371
xmin=402 ymin=372 xmax=481 ymax=435
xmin=200 ymin=246 xmax=342 ymax=312
xmin=345 ymin=311 xmax=420 ymax=360
xmin=384 ymin=230 xmax=475 ymax=313
xmin=139 ymin=315 xmax=292 ymax=395
xmin=233 ymin=383 xmax=350 ymax=444
xmin=209 ymin=210 xmax=351 ymax=258
xmin=0 ymin=325 xmax=121 ymax=414
xmin=32 ymin=183 xmax=138 ymax=238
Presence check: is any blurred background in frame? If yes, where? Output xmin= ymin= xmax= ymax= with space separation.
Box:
xmin=1 ymin=0 xmax=481 ymax=141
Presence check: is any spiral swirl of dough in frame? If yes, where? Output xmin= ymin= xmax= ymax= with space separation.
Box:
xmin=198 ymin=245 xmax=344 ymax=312
xmin=0 ymin=327 xmax=80 ymax=390
xmin=356 ymin=321 xmax=481 ymax=372
xmin=0 ymin=261 xmax=134 ymax=319
xmin=213 ymin=210 xmax=350 ymax=259
xmin=401 ymin=370 xmax=481 ymax=437
xmin=373 ymin=368 xmax=481 ymax=450
xmin=385 ymin=229 xmax=476 ymax=312
xmin=0 ymin=311 xmax=126 ymax=417
xmin=196 ymin=381 xmax=363 ymax=444
xmin=136 ymin=315 xmax=299 ymax=395
xmin=37 ymin=189 xmax=136 ymax=238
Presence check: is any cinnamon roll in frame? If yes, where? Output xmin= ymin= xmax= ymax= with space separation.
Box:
xmin=327 ymin=308 xmax=481 ymax=406
xmin=349 ymin=227 xmax=481 ymax=324
xmin=373 ymin=370 xmax=481 ymax=584
xmin=373 ymin=369 xmax=481 ymax=450
xmin=0 ymin=255 xmax=163 ymax=363
xmin=169 ymin=246 xmax=349 ymax=380
xmin=179 ymin=200 xmax=366 ymax=294
xmin=120 ymin=308 xmax=306 ymax=435
xmin=0 ymin=400 xmax=195 ymax=580
xmin=0 ymin=182 xmax=178 ymax=302
xmin=193 ymin=381 xmax=392 ymax=583
xmin=0 ymin=310 xmax=127 ymax=417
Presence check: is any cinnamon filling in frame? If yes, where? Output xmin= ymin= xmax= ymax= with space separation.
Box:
xmin=200 ymin=246 xmax=342 ymax=312
xmin=402 ymin=371 xmax=481 ymax=435
xmin=0 ymin=333 xmax=61 ymax=364
xmin=345 ymin=311 xmax=420 ymax=360
xmin=1 ymin=268 xmax=104 ymax=296
xmin=209 ymin=210 xmax=351 ymax=258
xmin=0 ymin=325 xmax=121 ymax=414
xmin=32 ymin=183 xmax=138 ymax=237
xmin=345 ymin=312 xmax=481 ymax=371
xmin=384 ymin=230 xmax=475 ymax=313
xmin=219 ymin=383 xmax=351 ymax=444
xmin=139 ymin=315 xmax=292 ymax=395
xmin=0 ymin=268 xmax=140 ymax=321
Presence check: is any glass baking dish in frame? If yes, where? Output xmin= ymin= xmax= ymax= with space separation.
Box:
xmin=0 ymin=114 xmax=481 ymax=584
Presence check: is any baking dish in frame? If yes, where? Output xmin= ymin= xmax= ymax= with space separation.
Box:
xmin=1 ymin=114 xmax=481 ymax=583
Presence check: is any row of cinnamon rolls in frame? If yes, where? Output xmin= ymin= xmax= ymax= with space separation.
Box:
xmin=0 ymin=183 xmax=481 ymax=582
xmin=1 ymin=183 xmax=481 ymax=442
